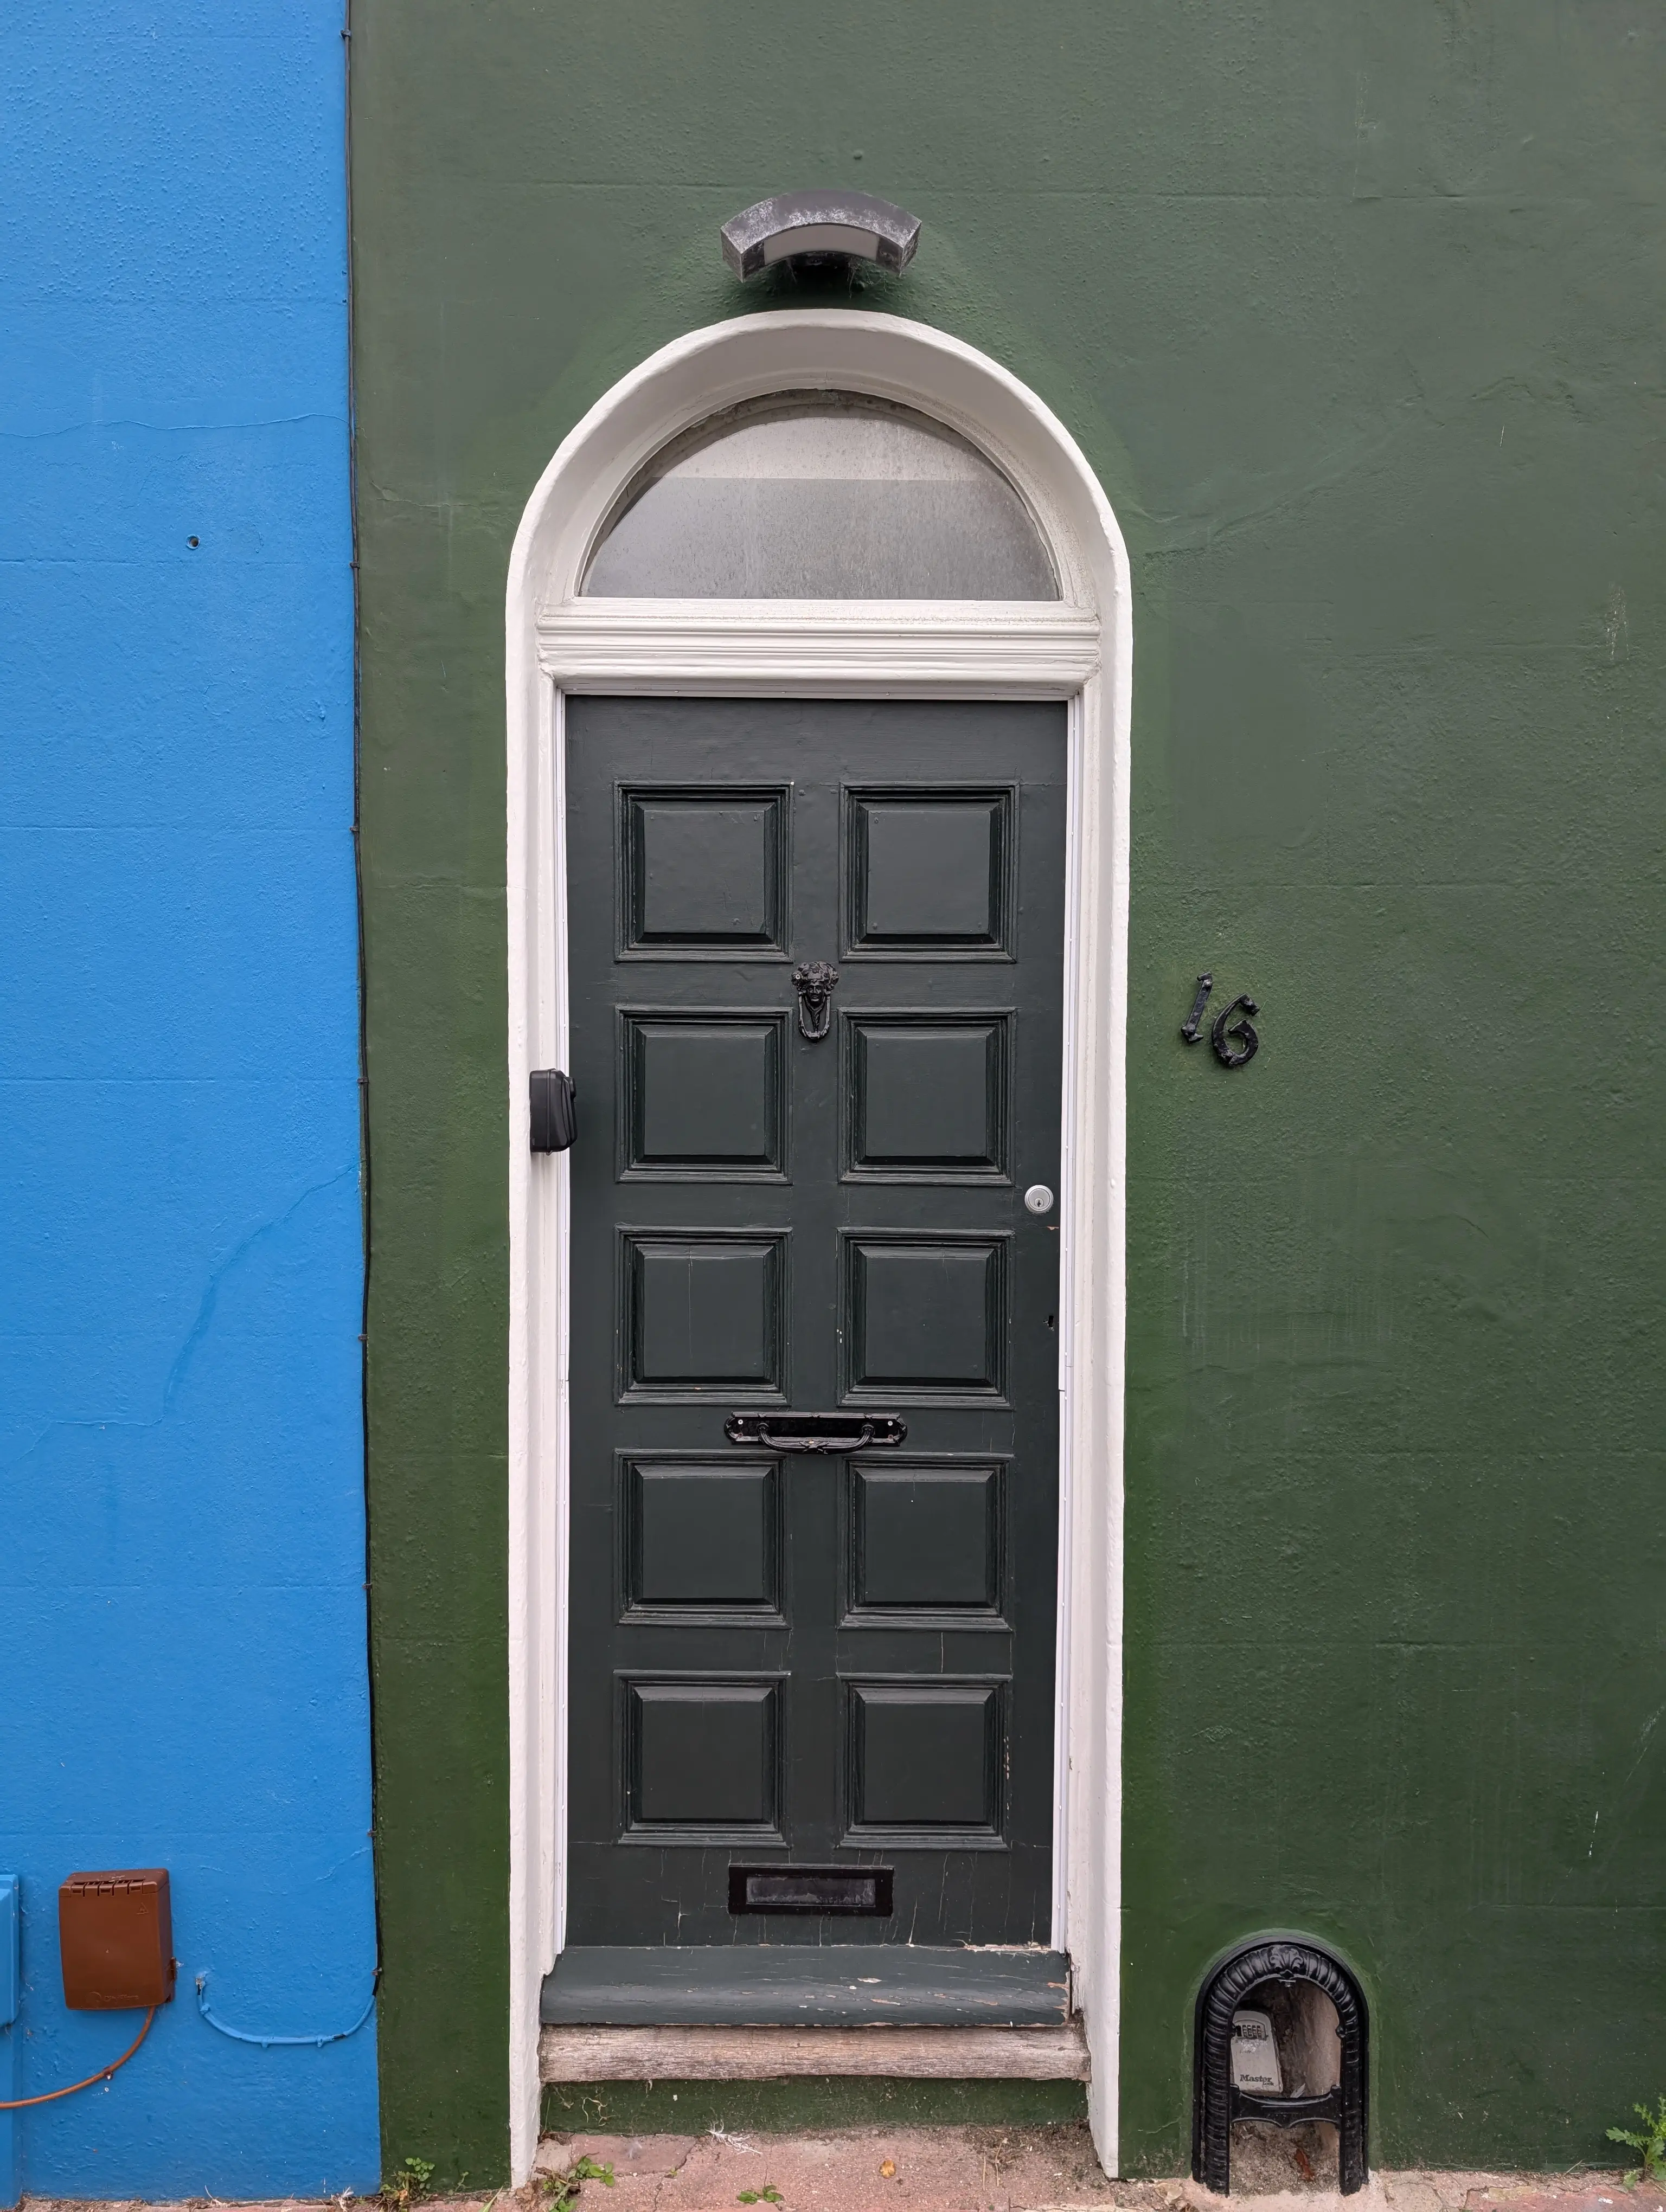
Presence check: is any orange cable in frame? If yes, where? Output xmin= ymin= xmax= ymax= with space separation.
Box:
xmin=0 ymin=2005 xmax=156 ymax=2108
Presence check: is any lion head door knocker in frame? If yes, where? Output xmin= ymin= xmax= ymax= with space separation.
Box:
xmin=792 ymin=960 xmax=838 ymax=1041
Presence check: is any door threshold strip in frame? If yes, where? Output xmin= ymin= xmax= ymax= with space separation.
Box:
xmin=539 ymin=2021 xmax=1088 ymax=2083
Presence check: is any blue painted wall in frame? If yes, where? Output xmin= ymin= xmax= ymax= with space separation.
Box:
xmin=0 ymin=2 xmax=377 ymax=2195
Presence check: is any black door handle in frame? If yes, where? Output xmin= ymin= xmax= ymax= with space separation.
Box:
xmin=529 ymin=1069 xmax=578 ymax=1152
xmin=725 ymin=1412 xmax=907 ymax=1454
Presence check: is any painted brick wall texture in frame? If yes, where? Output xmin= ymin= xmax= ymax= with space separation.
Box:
xmin=0 ymin=2 xmax=378 ymax=2195
xmin=348 ymin=0 xmax=1666 ymax=2185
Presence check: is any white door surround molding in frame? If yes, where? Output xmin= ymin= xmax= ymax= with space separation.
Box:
xmin=506 ymin=311 xmax=1131 ymax=2180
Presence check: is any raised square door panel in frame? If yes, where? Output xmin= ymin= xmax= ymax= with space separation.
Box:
xmin=620 ymin=1011 xmax=786 ymax=1178
xmin=624 ymin=1679 xmax=782 ymax=1837
xmin=842 ymin=1233 xmax=1008 ymax=1400
xmin=845 ymin=1681 xmax=1006 ymax=1840
xmin=843 ymin=1013 xmax=1009 ymax=1180
xmin=619 ymin=1232 xmax=787 ymax=1399
xmin=621 ymin=1457 xmax=782 ymax=1619
xmin=620 ymin=785 xmax=789 ymax=955
xmin=848 ymin=1463 xmax=1004 ymax=1619
xmin=845 ymin=786 xmax=1015 ymax=956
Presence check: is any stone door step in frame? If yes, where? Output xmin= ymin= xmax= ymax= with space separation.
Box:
xmin=542 ymin=1945 xmax=1072 ymax=2027
xmin=539 ymin=2020 xmax=1089 ymax=2082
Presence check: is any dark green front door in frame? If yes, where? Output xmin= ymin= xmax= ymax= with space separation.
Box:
xmin=564 ymin=697 xmax=1065 ymax=1954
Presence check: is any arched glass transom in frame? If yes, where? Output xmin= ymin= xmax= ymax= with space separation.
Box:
xmin=581 ymin=391 xmax=1059 ymax=600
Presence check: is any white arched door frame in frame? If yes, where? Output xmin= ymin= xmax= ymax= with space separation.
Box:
xmin=506 ymin=310 xmax=1131 ymax=2179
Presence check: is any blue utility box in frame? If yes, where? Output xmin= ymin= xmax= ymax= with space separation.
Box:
xmin=1 ymin=1873 xmax=18 ymax=2210
xmin=0 ymin=1876 xmax=17 ymax=2027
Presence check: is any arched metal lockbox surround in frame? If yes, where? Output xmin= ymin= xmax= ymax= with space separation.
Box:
xmin=1193 ymin=1938 xmax=1369 ymax=2196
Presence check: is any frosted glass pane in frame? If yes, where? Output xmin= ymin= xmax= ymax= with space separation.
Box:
xmin=583 ymin=394 xmax=1058 ymax=599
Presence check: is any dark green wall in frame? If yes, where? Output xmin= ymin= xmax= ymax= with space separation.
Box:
xmin=351 ymin=0 xmax=1665 ymax=2181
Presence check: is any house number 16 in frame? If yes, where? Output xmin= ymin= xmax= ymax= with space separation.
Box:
xmin=1180 ymin=973 xmax=1259 ymax=1070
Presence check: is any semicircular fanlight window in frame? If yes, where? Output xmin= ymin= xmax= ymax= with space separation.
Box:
xmin=581 ymin=391 xmax=1058 ymax=599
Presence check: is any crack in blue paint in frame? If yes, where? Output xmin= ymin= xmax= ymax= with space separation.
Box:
xmin=2 ymin=1165 xmax=358 ymax=1476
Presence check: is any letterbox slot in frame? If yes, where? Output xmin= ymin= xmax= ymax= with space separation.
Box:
xmin=728 ymin=1865 xmax=894 ymax=1916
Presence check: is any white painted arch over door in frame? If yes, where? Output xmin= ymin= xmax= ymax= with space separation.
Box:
xmin=506 ymin=310 xmax=1131 ymax=2179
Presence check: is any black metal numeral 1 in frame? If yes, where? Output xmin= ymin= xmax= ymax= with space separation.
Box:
xmin=1180 ymin=973 xmax=1213 ymax=1044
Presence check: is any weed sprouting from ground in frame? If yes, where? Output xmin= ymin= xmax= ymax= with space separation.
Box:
xmin=382 ymin=2157 xmax=435 ymax=2211
xmin=541 ymin=2152 xmax=616 ymax=2210
xmin=1608 ymin=2094 xmax=1666 ymax=2185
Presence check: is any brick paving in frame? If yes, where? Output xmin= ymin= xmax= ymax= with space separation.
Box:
xmin=530 ymin=2137 xmax=1656 ymax=2212
xmin=22 ymin=2148 xmax=1655 ymax=2212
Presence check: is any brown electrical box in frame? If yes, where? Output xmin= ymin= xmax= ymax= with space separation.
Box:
xmin=59 ymin=1870 xmax=175 ymax=2010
